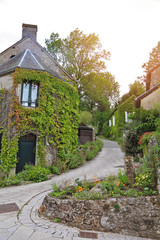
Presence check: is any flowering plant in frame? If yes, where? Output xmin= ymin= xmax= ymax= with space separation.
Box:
xmin=76 ymin=186 xmax=85 ymax=192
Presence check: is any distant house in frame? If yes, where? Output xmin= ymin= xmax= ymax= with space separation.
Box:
xmin=0 ymin=24 xmax=79 ymax=175
xmin=108 ymin=95 xmax=136 ymax=138
xmin=135 ymin=64 xmax=160 ymax=110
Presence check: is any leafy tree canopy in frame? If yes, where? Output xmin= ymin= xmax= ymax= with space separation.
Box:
xmin=45 ymin=29 xmax=119 ymax=111
xmin=120 ymin=80 xmax=145 ymax=104
xmin=81 ymin=72 xmax=119 ymax=111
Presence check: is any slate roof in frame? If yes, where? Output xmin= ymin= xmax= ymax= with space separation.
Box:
xmin=0 ymin=35 xmax=73 ymax=81
xmin=0 ymin=49 xmax=70 ymax=83
xmin=0 ymin=49 xmax=44 ymax=74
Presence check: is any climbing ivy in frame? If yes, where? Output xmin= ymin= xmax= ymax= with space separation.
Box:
xmin=0 ymin=68 xmax=79 ymax=174
xmin=109 ymin=95 xmax=136 ymax=138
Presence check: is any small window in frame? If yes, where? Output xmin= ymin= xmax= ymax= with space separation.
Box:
xmin=125 ymin=111 xmax=132 ymax=123
xmin=109 ymin=119 xmax=112 ymax=127
xmin=113 ymin=116 xmax=115 ymax=126
xmin=10 ymin=55 xmax=16 ymax=59
xmin=21 ymin=83 xmax=38 ymax=107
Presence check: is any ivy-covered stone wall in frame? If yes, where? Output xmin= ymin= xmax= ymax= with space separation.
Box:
xmin=109 ymin=95 xmax=136 ymax=138
xmin=0 ymin=68 xmax=79 ymax=175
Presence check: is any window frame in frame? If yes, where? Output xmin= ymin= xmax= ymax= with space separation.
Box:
xmin=21 ymin=82 xmax=39 ymax=108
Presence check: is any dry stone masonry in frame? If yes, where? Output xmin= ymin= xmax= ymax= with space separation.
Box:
xmin=42 ymin=195 xmax=160 ymax=239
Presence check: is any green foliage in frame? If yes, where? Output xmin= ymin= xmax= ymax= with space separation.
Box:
xmin=108 ymin=95 xmax=136 ymax=138
xmin=79 ymin=111 xmax=92 ymax=125
xmin=47 ymin=165 xmax=60 ymax=175
xmin=114 ymin=203 xmax=120 ymax=211
xmin=138 ymin=132 xmax=154 ymax=156
xmin=45 ymin=28 xmax=110 ymax=82
xmin=56 ymin=139 xmax=103 ymax=172
xmin=55 ymin=218 xmax=61 ymax=223
xmin=92 ymin=110 xmax=109 ymax=134
xmin=120 ymin=80 xmax=145 ymax=104
xmin=45 ymin=28 xmax=120 ymax=111
xmin=75 ymin=178 xmax=83 ymax=186
xmin=124 ymin=131 xmax=142 ymax=157
xmin=81 ymin=72 xmax=119 ymax=111
xmin=0 ymin=68 xmax=79 ymax=174
xmin=126 ymin=188 xmax=143 ymax=197
xmin=52 ymin=183 xmax=59 ymax=192
xmin=49 ymin=190 xmax=67 ymax=199
xmin=118 ymin=170 xmax=128 ymax=185
xmin=68 ymin=149 xmax=86 ymax=169
xmin=135 ymin=169 xmax=154 ymax=189
xmin=72 ymin=191 xmax=105 ymax=200
xmin=0 ymin=176 xmax=21 ymax=187
xmin=80 ymin=139 xmax=103 ymax=161
xmin=0 ymin=131 xmax=19 ymax=175
xmin=16 ymin=164 xmax=51 ymax=182
xmin=101 ymin=181 xmax=116 ymax=191
xmin=143 ymin=187 xmax=157 ymax=196
xmin=133 ymin=107 xmax=160 ymax=135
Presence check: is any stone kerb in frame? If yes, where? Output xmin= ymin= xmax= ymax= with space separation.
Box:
xmin=42 ymin=195 xmax=160 ymax=239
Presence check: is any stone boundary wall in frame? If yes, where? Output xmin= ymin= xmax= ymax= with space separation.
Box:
xmin=42 ymin=195 xmax=160 ymax=239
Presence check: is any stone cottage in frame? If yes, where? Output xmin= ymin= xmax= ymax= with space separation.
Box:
xmin=0 ymin=24 xmax=79 ymax=175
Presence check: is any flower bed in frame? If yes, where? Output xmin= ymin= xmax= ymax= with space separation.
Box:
xmin=41 ymin=173 xmax=160 ymax=239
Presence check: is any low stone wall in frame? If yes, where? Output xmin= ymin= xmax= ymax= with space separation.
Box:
xmin=42 ymin=195 xmax=160 ymax=239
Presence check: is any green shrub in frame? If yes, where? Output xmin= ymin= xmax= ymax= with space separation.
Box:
xmin=17 ymin=164 xmax=51 ymax=182
xmin=0 ymin=176 xmax=21 ymax=187
xmin=52 ymin=183 xmax=59 ymax=192
xmin=135 ymin=169 xmax=154 ymax=189
xmin=72 ymin=191 xmax=105 ymax=200
xmin=47 ymin=165 xmax=60 ymax=175
xmin=81 ymin=139 xmax=103 ymax=161
xmin=126 ymin=188 xmax=143 ymax=197
xmin=118 ymin=169 xmax=128 ymax=185
xmin=124 ymin=131 xmax=141 ymax=157
xmin=68 ymin=150 xmax=86 ymax=169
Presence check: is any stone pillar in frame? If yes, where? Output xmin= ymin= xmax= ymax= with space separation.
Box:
xmin=124 ymin=156 xmax=135 ymax=185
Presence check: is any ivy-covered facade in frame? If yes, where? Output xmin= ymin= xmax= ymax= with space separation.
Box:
xmin=0 ymin=24 xmax=79 ymax=175
xmin=107 ymin=95 xmax=136 ymax=138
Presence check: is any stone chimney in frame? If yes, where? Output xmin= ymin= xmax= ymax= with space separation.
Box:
xmin=22 ymin=23 xmax=38 ymax=40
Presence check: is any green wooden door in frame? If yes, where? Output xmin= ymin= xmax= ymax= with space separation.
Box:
xmin=16 ymin=134 xmax=36 ymax=173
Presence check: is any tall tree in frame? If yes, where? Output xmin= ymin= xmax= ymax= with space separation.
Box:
xmin=81 ymin=72 xmax=119 ymax=111
xmin=142 ymin=41 xmax=160 ymax=72
xmin=45 ymin=28 xmax=119 ymax=110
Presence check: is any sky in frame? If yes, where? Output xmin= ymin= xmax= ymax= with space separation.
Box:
xmin=0 ymin=0 xmax=160 ymax=96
